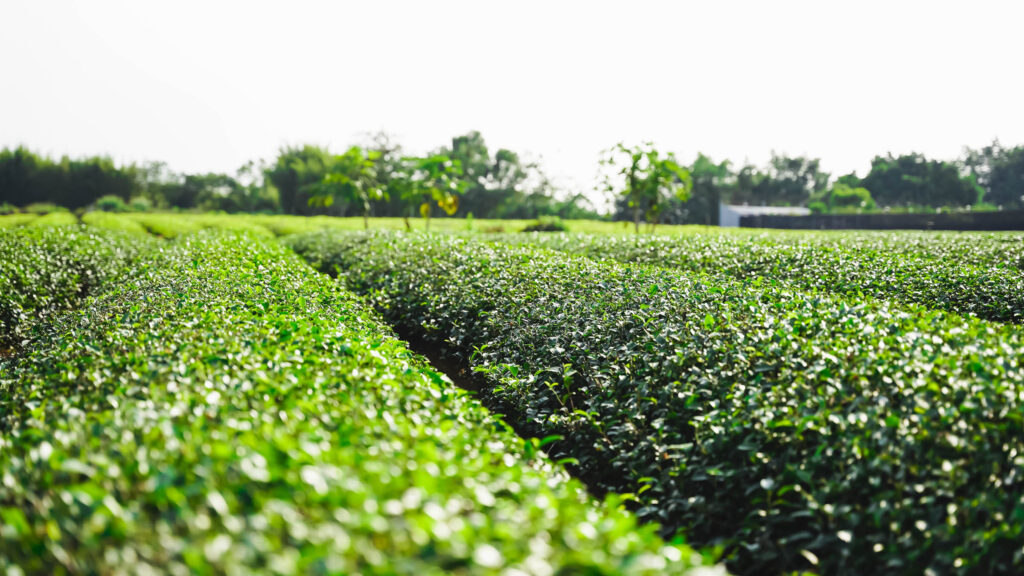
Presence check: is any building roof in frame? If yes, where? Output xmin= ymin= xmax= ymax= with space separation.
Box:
xmin=722 ymin=204 xmax=811 ymax=216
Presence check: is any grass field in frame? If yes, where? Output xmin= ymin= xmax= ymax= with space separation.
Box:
xmin=2 ymin=211 xmax=1023 ymax=575
xmin=12 ymin=211 xmax=721 ymax=237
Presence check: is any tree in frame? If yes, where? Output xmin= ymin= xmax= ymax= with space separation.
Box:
xmin=391 ymin=154 xmax=464 ymax=230
xmin=809 ymin=182 xmax=876 ymax=213
xmin=861 ymin=153 xmax=981 ymax=208
xmin=447 ymin=131 xmax=493 ymax=215
xmin=732 ymin=153 xmax=828 ymax=207
xmin=132 ymin=161 xmax=184 ymax=209
xmin=173 ymin=173 xmax=234 ymax=210
xmin=265 ymin=146 xmax=333 ymax=215
xmin=960 ymin=140 xmax=1024 ymax=209
xmin=683 ymin=154 xmax=733 ymax=225
xmin=232 ymin=160 xmax=279 ymax=213
xmin=0 ymin=147 xmax=42 ymax=207
xmin=601 ymin=142 xmax=692 ymax=233
xmin=0 ymin=147 xmax=141 ymax=209
xmin=441 ymin=131 xmax=548 ymax=219
xmin=308 ymin=146 xmax=385 ymax=228
xmin=986 ymin=146 xmax=1024 ymax=209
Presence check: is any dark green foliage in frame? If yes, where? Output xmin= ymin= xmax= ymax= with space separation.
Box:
xmin=601 ymin=143 xmax=692 ymax=233
xmin=860 ymin=153 xmax=982 ymax=208
xmin=494 ymin=231 xmax=1024 ymax=323
xmin=986 ymin=146 xmax=1024 ymax=209
xmin=611 ymin=153 xmax=827 ymax=226
xmin=0 ymin=224 xmax=153 ymax=352
xmin=731 ymin=154 xmax=829 ymax=207
xmin=0 ymin=147 xmax=136 ymax=210
xmin=439 ymin=132 xmax=601 ymax=221
xmin=958 ymin=140 xmax=1024 ymax=210
xmin=288 ymin=230 xmax=1024 ymax=575
xmin=93 ymin=194 xmax=130 ymax=212
xmin=265 ymin=145 xmax=335 ymax=216
xmin=521 ymin=216 xmax=569 ymax=233
xmin=0 ymin=231 xmax=711 ymax=575
xmin=809 ymin=183 xmax=876 ymax=213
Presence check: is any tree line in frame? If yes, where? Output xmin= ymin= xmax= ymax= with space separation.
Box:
xmin=0 ymin=131 xmax=599 ymax=223
xmin=615 ymin=141 xmax=1024 ymax=226
xmin=2 ymin=134 xmax=1021 ymax=224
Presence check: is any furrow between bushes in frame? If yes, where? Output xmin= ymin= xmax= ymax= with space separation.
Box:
xmin=0 ymin=230 xmax=714 ymax=575
xmin=286 ymin=230 xmax=1024 ymax=576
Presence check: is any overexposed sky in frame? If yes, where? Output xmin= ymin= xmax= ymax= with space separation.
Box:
xmin=2 ymin=0 xmax=1022 ymax=201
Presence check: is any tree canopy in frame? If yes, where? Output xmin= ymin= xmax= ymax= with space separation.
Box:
xmin=2 ymin=136 xmax=1021 ymax=221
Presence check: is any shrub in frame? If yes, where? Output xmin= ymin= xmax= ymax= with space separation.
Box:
xmin=521 ymin=216 xmax=569 ymax=233
xmin=288 ymin=230 xmax=1024 ymax=575
xmin=129 ymin=196 xmax=152 ymax=212
xmin=0 ymin=225 xmax=152 ymax=351
xmin=0 ymin=230 xmax=715 ymax=575
xmin=94 ymin=194 xmax=130 ymax=212
xmin=489 ymin=231 xmax=1024 ymax=323
xmin=22 ymin=202 xmax=68 ymax=215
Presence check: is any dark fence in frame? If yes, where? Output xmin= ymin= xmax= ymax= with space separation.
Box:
xmin=740 ymin=210 xmax=1024 ymax=231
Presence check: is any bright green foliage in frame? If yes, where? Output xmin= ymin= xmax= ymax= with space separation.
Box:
xmin=308 ymin=146 xmax=386 ymax=228
xmin=122 ymin=213 xmax=274 ymax=238
xmin=288 ymin=230 xmax=1024 ymax=575
xmin=81 ymin=211 xmax=150 ymax=235
xmin=26 ymin=211 xmax=78 ymax=227
xmin=0 ymin=225 xmax=152 ymax=352
xmin=105 ymin=212 xmax=646 ymax=237
xmin=0 ymin=214 xmax=39 ymax=228
xmin=601 ymin=143 xmax=692 ymax=233
xmin=123 ymin=213 xmax=206 ymax=237
xmin=495 ymin=231 xmax=1024 ymax=323
xmin=0 ymin=231 xmax=714 ymax=575
xmin=22 ymin=203 xmax=69 ymax=215
xmin=399 ymin=154 xmax=465 ymax=230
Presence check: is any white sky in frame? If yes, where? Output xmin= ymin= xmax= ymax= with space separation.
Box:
xmin=2 ymin=0 xmax=1023 ymax=205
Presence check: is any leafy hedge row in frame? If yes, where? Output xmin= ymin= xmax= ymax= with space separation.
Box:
xmin=123 ymin=213 xmax=275 ymax=238
xmin=25 ymin=211 xmax=79 ymax=227
xmin=0 ymin=224 xmax=153 ymax=352
xmin=0 ymin=231 xmax=714 ymax=575
xmin=631 ymin=229 xmax=1024 ymax=271
xmin=288 ymin=230 xmax=1024 ymax=575
xmin=494 ymin=232 xmax=1024 ymax=323
xmin=0 ymin=214 xmax=39 ymax=228
xmin=81 ymin=211 xmax=150 ymax=235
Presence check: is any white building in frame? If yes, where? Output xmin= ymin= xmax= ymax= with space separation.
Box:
xmin=718 ymin=202 xmax=811 ymax=227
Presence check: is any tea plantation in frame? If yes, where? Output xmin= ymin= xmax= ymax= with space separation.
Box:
xmin=2 ymin=213 xmax=1022 ymax=575
xmin=287 ymin=229 xmax=1024 ymax=575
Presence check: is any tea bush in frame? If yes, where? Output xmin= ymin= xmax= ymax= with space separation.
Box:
xmin=288 ymin=230 xmax=1024 ymax=575
xmin=0 ymin=224 xmax=153 ymax=352
xmin=495 ymin=232 xmax=1024 ymax=323
xmin=0 ymin=214 xmax=39 ymax=228
xmin=26 ymin=211 xmax=79 ymax=227
xmin=81 ymin=211 xmax=150 ymax=235
xmin=0 ymin=231 xmax=715 ymax=575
